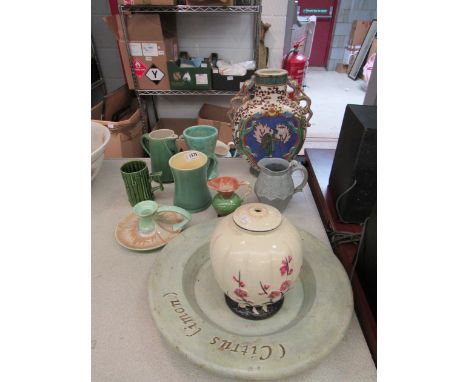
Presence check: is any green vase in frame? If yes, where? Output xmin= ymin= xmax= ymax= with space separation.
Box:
xmin=207 ymin=176 xmax=252 ymax=216
xmin=182 ymin=125 xmax=218 ymax=180
xmin=211 ymin=193 xmax=244 ymax=216
xmin=120 ymin=160 xmax=164 ymax=207
xmin=169 ymin=150 xmax=212 ymax=213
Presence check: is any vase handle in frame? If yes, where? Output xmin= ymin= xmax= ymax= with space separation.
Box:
xmin=289 ymin=160 xmax=308 ymax=194
xmin=288 ymin=78 xmax=313 ymax=127
xmin=140 ymin=133 xmax=151 ymax=156
xmin=238 ymin=180 xmax=252 ymax=201
xmin=227 ymin=79 xmax=254 ymax=125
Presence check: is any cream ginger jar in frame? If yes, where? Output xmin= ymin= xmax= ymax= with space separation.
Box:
xmin=209 ymin=202 xmax=303 ymax=320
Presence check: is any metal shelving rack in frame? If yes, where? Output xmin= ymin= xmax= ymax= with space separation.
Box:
xmin=118 ymin=1 xmax=262 ymax=133
xmin=121 ymin=5 xmax=260 ymax=13
xmin=137 ymin=89 xmax=238 ymax=96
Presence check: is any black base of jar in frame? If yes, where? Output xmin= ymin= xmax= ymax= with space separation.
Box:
xmin=224 ymin=294 xmax=284 ymax=320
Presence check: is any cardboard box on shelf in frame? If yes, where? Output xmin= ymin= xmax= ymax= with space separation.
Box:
xmin=167 ymin=58 xmax=212 ymax=90
xmin=118 ymin=0 xmax=176 ymax=4
xmin=197 ymin=104 xmax=233 ymax=146
xmin=212 ymin=69 xmax=254 ymax=91
xmin=348 ymin=20 xmax=372 ymax=46
xmin=103 ymin=13 xmax=178 ymax=91
xmin=91 ymin=85 xmax=144 ymax=158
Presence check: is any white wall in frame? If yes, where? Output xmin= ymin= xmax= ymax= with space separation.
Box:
xmin=176 ymin=13 xmax=254 ymax=62
xmin=158 ymin=0 xmax=288 ymax=118
xmin=157 ymin=11 xmax=257 ymax=118
xmin=261 ymin=0 xmax=288 ymax=68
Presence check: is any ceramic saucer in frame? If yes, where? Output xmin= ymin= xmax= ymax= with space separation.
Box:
xmin=115 ymin=211 xmax=185 ymax=252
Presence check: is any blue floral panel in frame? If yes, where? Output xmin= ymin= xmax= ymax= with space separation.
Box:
xmin=242 ymin=113 xmax=302 ymax=161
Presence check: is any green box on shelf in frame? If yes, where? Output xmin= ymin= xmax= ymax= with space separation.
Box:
xmin=167 ymin=59 xmax=212 ymax=90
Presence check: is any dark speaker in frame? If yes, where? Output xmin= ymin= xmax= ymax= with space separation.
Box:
xmin=329 ymin=104 xmax=376 ymax=223
xmin=356 ymin=204 xmax=377 ymax=319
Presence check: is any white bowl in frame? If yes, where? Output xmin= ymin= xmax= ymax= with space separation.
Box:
xmin=91 ymin=121 xmax=111 ymax=181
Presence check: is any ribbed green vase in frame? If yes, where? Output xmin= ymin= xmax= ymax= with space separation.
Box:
xmin=120 ymin=160 xmax=163 ymax=207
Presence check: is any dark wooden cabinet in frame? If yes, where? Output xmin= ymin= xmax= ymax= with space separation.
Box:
xmin=305 ymin=148 xmax=376 ymax=364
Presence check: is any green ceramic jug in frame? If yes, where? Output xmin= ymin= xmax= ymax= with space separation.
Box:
xmin=182 ymin=125 xmax=218 ymax=180
xmin=141 ymin=129 xmax=179 ymax=183
xmin=207 ymin=176 xmax=251 ymax=216
xmin=169 ymin=150 xmax=212 ymax=213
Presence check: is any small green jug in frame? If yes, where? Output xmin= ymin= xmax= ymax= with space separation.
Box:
xmin=141 ymin=129 xmax=179 ymax=183
xmin=207 ymin=176 xmax=251 ymax=216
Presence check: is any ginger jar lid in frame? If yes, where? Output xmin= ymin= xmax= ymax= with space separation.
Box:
xmin=232 ymin=203 xmax=282 ymax=232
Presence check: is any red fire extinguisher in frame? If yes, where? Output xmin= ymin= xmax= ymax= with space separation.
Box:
xmin=282 ymin=37 xmax=307 ymax=93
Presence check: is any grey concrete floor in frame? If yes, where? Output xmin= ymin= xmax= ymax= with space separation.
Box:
xmin=301 ymin=68 xmax=366 ymax=150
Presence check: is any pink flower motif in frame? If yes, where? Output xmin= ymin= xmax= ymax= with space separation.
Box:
xmin=280 ymin=257 xmax=294 ymax=276
xmin=280 ymin=280 xmax=291 ymax=292
xmin=280 ymin=261 xmax=288 ymax=276
xmin=234 ymin=288 xmax=248 ymax=298
xmin=233 ymin=274 xmax=246 ymax=287
xmin=268 ymin=291 xmax=281 ymax=299
xmin=263 ymin=283 xmax=270 ymax=290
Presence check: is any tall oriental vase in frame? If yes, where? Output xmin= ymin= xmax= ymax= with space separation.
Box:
xmin=228 ymin=69 xmax=312 ymax=172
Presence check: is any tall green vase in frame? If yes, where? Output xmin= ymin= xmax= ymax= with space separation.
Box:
xmin=169 ymin=150 xmax=212 ymax=213
xmin=182 ymin=125 xmax=218 ymax=180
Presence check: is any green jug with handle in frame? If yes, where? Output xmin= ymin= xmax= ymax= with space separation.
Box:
xmin=141 ymin=129 xmax=179 ymax=183
xmin=182 ymin=125 xmax=218 ymax=180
